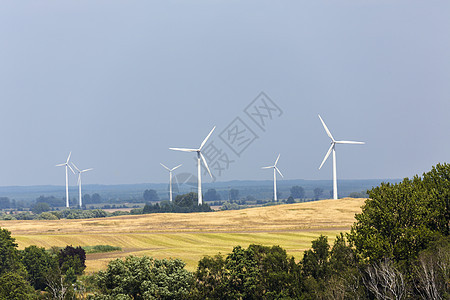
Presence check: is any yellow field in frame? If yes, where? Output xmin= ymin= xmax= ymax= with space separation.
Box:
xmin=0 ymin=198 xmax=365 ymax=273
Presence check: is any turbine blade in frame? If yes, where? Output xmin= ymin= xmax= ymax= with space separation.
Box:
xmin=318 ymin=115 xmax=335 ymax=141
xmin=71 ymin=162 xmax=80 ymax=172
xmin=67 ymin=164 xmax=75 ymax=174
xmin=172 ymin=164 xmax=182 ymax=171
xmin=81 ymin=168 xmax=93 ymax=173
xmin=160 ymin=163 xmax=170 ymax=171
xmin=200 ymin=152 xmax=213 ymax=178
xmin=261 ymin=166 xmax=274 ymax=169
xmin=77 ymin=174 xmax=81 ymax=185
xmin=169 ymin=148 xmax=198 ymax=152
xmin=335 ymin=140 xmax=365 ymax=145
xmin=56 ymin=163 xmax=65 ymax=167
xmin=319 ymin=144 xmax=334 ymax=170
xmin=275 ymin=166 xmax=284 ymax=178
xmin=199 ymin=126 xmax=216 ymax=150
xmin=66 ymin=151 xmax=72 ymax=164
xmin=274 ymin=154 xmax=281 ymax=166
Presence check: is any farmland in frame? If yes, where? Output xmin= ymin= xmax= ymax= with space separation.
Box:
xmin=0 ymin=198 xmax=365 ymax=273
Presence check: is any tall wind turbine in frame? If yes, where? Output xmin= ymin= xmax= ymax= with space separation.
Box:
xmin=56 ymin=152 xmax=75 ymax=208
xmin=318 ymin=115 xmax=365 ymax=200
xmin=160 ymin=163 xmax=182 ymax=202
xmin=169 ymin=126 xmax=215 ymax=205
xmin=262 ymin=154 xmax=284 ymax=202
xmin=71 ymin=162 xmax=93 ymax=208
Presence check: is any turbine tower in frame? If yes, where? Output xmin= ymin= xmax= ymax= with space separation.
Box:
xmin=318 ymin=114 xmax=364 ymax=200
xmin=262 ymin=154 xmax=284 ymax=202
xmin=56 ymin=152 xmax=75 ymax=208
xmin=170 ymin=126 xmax=215 ymax=205
xmin=160 ymin=163 xmax=182 ymax=202
xmin=71 ymin=162 xmax=93 ymax=208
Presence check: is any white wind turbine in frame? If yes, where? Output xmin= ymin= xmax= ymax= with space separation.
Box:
xmin=169 ymin=126 xmax=215 ymax=205
xmin=262 ymin=154 xmax=284 ymax=202
xmin=71 ymin=162 xmax=93 ymax=208
xmin=318 ymin=114 xmax=365 ymax=200
xmin=56 ymin=152 xmax=75 ymax=208
xmin=160 ymin=163 xmax=182 ymax=202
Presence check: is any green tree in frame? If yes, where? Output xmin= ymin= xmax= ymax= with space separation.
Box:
xmin=194 ymin=244 xmax=301 ymax=299
xmin=290 ymin=185 xmax=305 ymax=199
xmin=301 ymin=235 xmax=330 ymax=280
xmin=37 ymin=212 xmax=59 ymax=220
xmin=174 ymin=192 xmax=197 ymax=207
xmin=313 ymin=187 xmax=323 ymax=200
xmin=91 ymin=193 xmax=102 ymax=203
xmin=143 ymin=189 xmax=159 ymax=202
xmin=0 ymin=272 xmax=34 ymax=300
xmin=31 ymin=202 xmax=50 ymax=214
xmin=58 ymin=246 xmax=86 ymax=275
xmin=21 ymin=245 xmax=56 ymax=290
xmin=204 ymin=189 xmax=220 ymax=201
xmin=95 ymin=255 xmax=193 ymax=299
xmin=286 ymin=196 xmax=295 ymax=204
xmin=349 ymin=163 xmax=450 ymax=265
xmin=0 ymin=228 xmax=22 ymax=275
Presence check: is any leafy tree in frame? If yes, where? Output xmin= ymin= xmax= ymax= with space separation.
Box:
xmin=349 ymin=163 xmax=450 ymax=265
xmin=290 ymin=185 xmax=305 ymax=199
xmin=143 ymin=189 xmax=159 ymax=202
xmin=37 ymin=212 xmax=59 ymax=220
xmin=36 ymin=195 xmax=62 ymax=207
xmin=286 ymin=196 xmax=295 ymax=204
xmin=31 ymin=202 xmax=50 ymax=214
xmin=229 ymin=189 xmax=239 ymax=201
xmin=194 ymin=254 xmax=227 ymax=298
xmin=0 ymin=228 xmax=22 ymax=275
xmin=174 ymin=192 xmax=196 ymax=207
xmin=204 ymin=189 xmax=220 ymax=201
xmin=94 ymin=255 xmax=193 ymax=299
xmin=21 ymin=245 xmax=56 ymax=290
xmin=0 ymin=271 xmax=34 ymax=300
xmin=313 ymin=187 xmax=323 ymax=200
xmin=91 ymin=193 xmax=102 ymax=203
xmin=194 ymin=244 xmax=301 ymax=299
xmin=82 ymin=194 xmax=92 ymax=204
xmin=58 ymin=246 xmax=86 ymax=275
xmin=301 ymin=235 xmax=330 ymax=280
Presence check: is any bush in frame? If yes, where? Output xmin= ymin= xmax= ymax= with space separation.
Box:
xmin=83 ymin=245 xmax=122 ymax=254
xmin=94 ymin=256 xmax=193 ymax=299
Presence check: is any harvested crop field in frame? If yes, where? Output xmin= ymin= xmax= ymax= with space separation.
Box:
xmin=0 ymin=198 xmax=365 ymax=272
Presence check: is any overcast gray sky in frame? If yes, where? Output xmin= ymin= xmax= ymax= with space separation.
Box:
xmin=0 ymin=1 xmax=449 ymax=186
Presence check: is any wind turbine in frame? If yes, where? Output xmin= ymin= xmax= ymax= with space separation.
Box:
xmin=169 ymin=126 xmax=215 ymax=205
xmin=160 ymin=163 xmax=182 ymax=202
xmin=71 ymin=162 xmax=93 ymax=208
xmin=262 ymin=154 xmax=284 ymax=202
xmin=56 ymin=152 xmax=75 ymax=208
xmin=318 ymin=114 xmax=365 ymax=200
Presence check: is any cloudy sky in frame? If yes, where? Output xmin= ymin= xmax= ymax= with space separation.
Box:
xmin=0 ymin=1 xmax=449 ymax=186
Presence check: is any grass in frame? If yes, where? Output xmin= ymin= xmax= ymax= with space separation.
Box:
xmin=0 ymin=198 xmax=365 ymax=273
xmin=83 ymin=245 xmax=122 ymax=254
